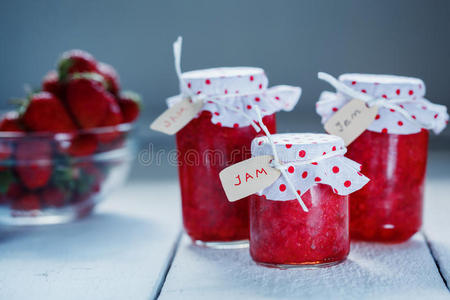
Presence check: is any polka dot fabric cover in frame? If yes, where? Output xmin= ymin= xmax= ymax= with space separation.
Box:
xmin=251 ymin=133 xmax=369 ymax=201
xmin=169 ymin=67 xmax=301 ymax=128
xmin=316 ymin=73 xmax=448 ymax=135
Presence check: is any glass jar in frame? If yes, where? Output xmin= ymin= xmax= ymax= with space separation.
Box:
xmin=316 ymin=73 xmax=447 ymax=243
xmin=247 ymin=133 xmax=368 ymax=267
xmin=176 ymin=111 xmax=276 ymax=247
xmin=167 ymin=63 xmax=301 ymax=248
xmin=250 ymin=184 xmax=349 ymax=267
xmin=346 ymin=129 xmax=428 ymax=242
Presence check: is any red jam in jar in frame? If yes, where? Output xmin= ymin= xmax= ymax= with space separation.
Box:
xmin=346 ymin=129 xmax=428 ymax=242
xmin=250 ymin=184 xmax=349 ymax=267
xmin=176 ymin=111 xmax=276 ymax=246
xmin=316 ymin=73 xmax=448 ymax=243
xmin=247 ymin=132 xmax=368 ymax=267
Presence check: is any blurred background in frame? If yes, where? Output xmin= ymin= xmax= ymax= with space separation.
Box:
xmin=1 ymin=0 xmax=449 ymax=179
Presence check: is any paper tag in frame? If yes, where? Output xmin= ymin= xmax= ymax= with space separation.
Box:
xmin=324 ymin=99 xmax=379 ymax=145
xmin=219 ymin=155 xmax=281 ymax=202
xmin=150 ymin=98 xmax=203 ymax=135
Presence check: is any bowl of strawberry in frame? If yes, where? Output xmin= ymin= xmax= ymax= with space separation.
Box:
xmin=0 ymin=50 xmax=141 ymax=225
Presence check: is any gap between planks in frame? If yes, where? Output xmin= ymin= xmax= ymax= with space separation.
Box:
xmin=423 ymin=232 xmax=450 ymax=291
xmin=152 ymin=229 xmax=183 ymax=300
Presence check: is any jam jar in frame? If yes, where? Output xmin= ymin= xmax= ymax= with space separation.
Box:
xmin=317 ymin=73 xmax=448 ymax=242
xmin=249 ymin=133 xmax=369 ymax=266
xmin=172 ymin=67 xmax=301 ymax=248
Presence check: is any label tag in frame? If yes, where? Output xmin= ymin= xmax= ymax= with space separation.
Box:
xmin=150 ymin=98 xmax=203 ymax=135
xmin=219 ymin=155 xmax=281 ymax=202
xmin=324 ymin=99 xmax=379 ymax=145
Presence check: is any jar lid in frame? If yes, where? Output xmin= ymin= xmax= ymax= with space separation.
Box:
xmin=169 ymin=37 xmax=302 ymax=129
xmin=252 ymin=133 xmax=345 ymax=163
xmin=317 ymin=73 xmax=448 ymax=135
xmin=170 ymin=68 xmax=301 ymax=128
xmin=339 ymin=73 xmax=425 ymax=100
xmin=180 ymin=67 xmax=268 ymax=96
xmin=251 ymin=133 xmax=369 ymax=201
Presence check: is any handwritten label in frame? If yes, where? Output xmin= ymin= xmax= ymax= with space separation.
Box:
xmin=219 ymin=155 xmax=281 ymax=202
xmin=150 ymin=98 xmax=204 ymax=135
xmin=324 ymin=99 xmax=379 ymax=145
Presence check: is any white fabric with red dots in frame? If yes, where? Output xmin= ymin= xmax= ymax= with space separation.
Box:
xmin=316 ymin=73 xmax=448 ymax=135
xmin=251 ymin=133 xmax=369 ymax=201
xmin=170 ymin=37 xmax=301 ymax=128
xmin=170 ymin=67 xmax=301 ymax=128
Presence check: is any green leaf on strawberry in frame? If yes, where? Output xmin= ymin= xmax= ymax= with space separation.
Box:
xmin=0 ymin=170 xmax=16 ymax=194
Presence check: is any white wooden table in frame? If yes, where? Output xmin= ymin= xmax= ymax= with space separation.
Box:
xmin=0 ymin=179 xmax=449 ymax=300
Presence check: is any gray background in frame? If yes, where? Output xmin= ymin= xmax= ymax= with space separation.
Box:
xmin=0 ymin=0 xmax=449 ymax=154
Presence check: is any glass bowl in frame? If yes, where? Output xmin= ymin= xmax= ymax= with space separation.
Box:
xmin=0 ymin=123 xmax=135 ymax=225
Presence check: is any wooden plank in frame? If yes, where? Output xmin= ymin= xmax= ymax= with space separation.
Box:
xmin=423 ymin=178 xmax=450 ymax=289
xmin=0 ymin=181 xmax=181 ymax=300
xmin=161 ymin=230 xmax=448 ymax=299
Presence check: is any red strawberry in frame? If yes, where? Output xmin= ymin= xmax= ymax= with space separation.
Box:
xmin=98 ymin=97 xmax=123 ymax=143
xmin=41 ymin=187 xmax=67 ymax=208
xmin=12 ymin=193 xmax=40 ymax=211
xmin=42 ymin=70 xmax=62 ymax=97
xmin=66 ymin=73 xmax=112 ymax=128
xmin=6 ymin=183 xmax=23 ymax=199
xmin=58 ymin=49 xmax=98 ymax=81
xmin=98 ymin=62 xmax=120 ymax=95
xmin=63 ymin=133 xmax=98 ymax=157
xmin=22 ymin=92 xmax=77 ymax=133
xmin=118 ymin=91 xmax=141 ymax=123
xmin=15 ymin=140 xmax=52 ymax=189
xmin=0 ymin=111 xmax=23 ymax=132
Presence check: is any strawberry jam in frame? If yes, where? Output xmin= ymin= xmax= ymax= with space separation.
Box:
xmin=250 ymin=184 xmax=349 ymax=267
xmin=346 ymin=129 xmax=428 ymax=242
xmin=176 ymin=111 xmax=276 ymax=246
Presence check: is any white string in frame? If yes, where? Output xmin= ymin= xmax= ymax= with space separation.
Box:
xmin=172 ymin=37 xmax=261 ymax=133
xmin=318 ymin=72 xmax=431 ymax=129
xmin=254 ymin=106 xmax=309 ymax=212
xmin=174 ymin=39 xmax=345 ymax=212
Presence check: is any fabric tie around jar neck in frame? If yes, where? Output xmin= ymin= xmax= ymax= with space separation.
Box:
xmin=168 ymin=37 xmax=302 ymax=130
xmin=316 ymin=72 xmax=448 ymax=135
xmin=253 ymin=106 xmax=369 ymax=212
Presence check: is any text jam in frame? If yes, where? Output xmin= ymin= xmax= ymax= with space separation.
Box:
xmin=234 ymin=168 xmax=268 ymax=186
xmin=334 ymin=109 xmax=361 ymax=132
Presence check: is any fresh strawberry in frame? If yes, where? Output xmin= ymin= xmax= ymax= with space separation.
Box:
xmin=15 ymin=140 xmax=52 ymax=189
xmin=58 ymin=49 xmax=98 ymax=81
xmin=118 ymin=91 xmax=141 ymax=123
xmin=42 ymin=70 xmax=62 ymax=97
xmin=12 ymin=193 xmax=40 ymax=211
xmin=98 ymin=97 xmax=123 ymax=143
xmin=22 ymin=92 xmax=77 ymax=133
xmin=97 ymin=62 xmax=120 ymax=95
xmin=6 ymin=183 xmax=23 ymax=199
xmin=66 ymin=73 xmax=112 ymax=128
xmin=63 ymin=133 xmax=98 ymax=157
xmin=41 ymin=187 xmax=67 ymax=207
xmin=0 ymin=111 xmax=23 ymax=132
